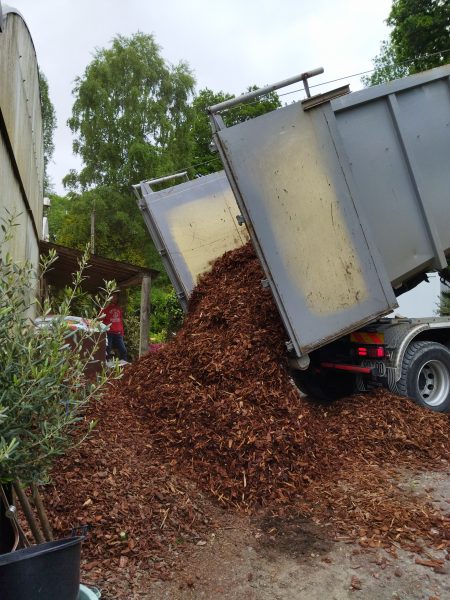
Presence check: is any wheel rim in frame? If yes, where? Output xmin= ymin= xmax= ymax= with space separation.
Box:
xmin=416 ymin=359 xmax=450 ymax=407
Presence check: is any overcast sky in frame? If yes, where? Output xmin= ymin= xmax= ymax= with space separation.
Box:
xmin=5 ymin=0 xmax=443 ymax=315
xmin=9 ymin=0 xmax=394 ymax=194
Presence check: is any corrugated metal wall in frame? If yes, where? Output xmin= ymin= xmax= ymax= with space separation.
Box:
xmin=0 ymin=8 xmax=43 ymax=272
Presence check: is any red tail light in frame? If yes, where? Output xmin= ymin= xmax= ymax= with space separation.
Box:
xmin=371 ymin=346 xmax=385 ymax=358
xmin=357 ymin=346 xmax=385 ymax=358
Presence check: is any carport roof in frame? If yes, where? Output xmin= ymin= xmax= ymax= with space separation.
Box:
xmin=40 ymin=240 xmax=159 ymax=293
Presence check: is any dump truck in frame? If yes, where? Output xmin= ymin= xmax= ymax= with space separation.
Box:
xmin=134 ymin=64 xmax=450 ymax=412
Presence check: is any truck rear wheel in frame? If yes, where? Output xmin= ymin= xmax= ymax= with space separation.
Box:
xmin=397 ymin=341 xmax=450 ymax=412
xmin=291 ymin=368 xmax=356 ymax=402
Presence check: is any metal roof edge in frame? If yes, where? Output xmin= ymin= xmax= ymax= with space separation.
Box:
xmin=2 ymin=3 xmax=24 ymax=20
xmin=40 ymin=240 xmax=160 ymax=284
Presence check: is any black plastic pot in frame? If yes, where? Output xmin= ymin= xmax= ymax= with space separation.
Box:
xmin=0 ymin=536 xmax=83 ymax=600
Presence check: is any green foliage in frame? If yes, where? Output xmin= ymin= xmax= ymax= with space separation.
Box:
xmin=122 ymin=312 xmax=141 ymax=361
xmin=388 ymin=0 xmax=450 ymax=71
xmin=65 ymin=33 xmax=196 ymax=192
xmin=38 ymin=68 xmax=57 ymax=195
xmin=190 ymin=89 xmax=232 ymax=176
xmin=150 ymin=287 xmax=184 ymax=341
xmin=190 ymin=87 xmax=281 ymax=176
xmin=364 ymin=0 xmax=450 ymax=86
xmin=47 ymin=285 xmax=100 ymax=322
xmin=439 ymin=290 xmax=450 ymax=316
xmin=0 ymin=219 xmax=118 ymax=485
xmin=362 ymin=40 xmax=409 ymax=86
xmin=224 ymin=87 xmax=282 ymax=126
xmin=47 ymin=187 xmax=161 ymax=270
xmin=164 ymin=289 xmax=184 ymax=338
xmin=46 ymin=193 xmax=70 ymax=243
xmin=57 ymin=36 xmax=282 ymax=339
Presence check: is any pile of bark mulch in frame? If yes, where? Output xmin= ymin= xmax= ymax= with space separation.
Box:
xmin=115 ymin=242 xmax=449 ymax=551
xmin=44 ymin=242 xmax=450 ymax=593
xmin=44 ymin=386 xmax=218 ymax=595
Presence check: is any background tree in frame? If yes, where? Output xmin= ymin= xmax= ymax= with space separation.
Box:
xmin=364 ymin=0 xmax=450 ymax=86
xmin=59 ymin=33 xmax=282 ymax=342
xmin=224 ymin=87 xmax=282 ymax=126
xmin=190 ymin=87 xmax=281 ymax=177
xmin=48 ymin=187 xmax=170 ymax=350
xmin=363 ymin=40 xmax=409 ymax=86
xmin=48 ymin=187 xmax=160 ymax=269
xmin=38 ymin=68 xmax=57 ymax=195
xmin=440 ymin=289 xmax=450 ymax=316
xmin=190 ymin=89 xmax=232 ymax=176
xmin=46 ymin=194 xmax=70 ymax=243
xmin=65 ymin=33 xmax=195 ymax=192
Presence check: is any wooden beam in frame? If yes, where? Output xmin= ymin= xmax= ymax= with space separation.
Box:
xmin=139 ymin=275 xmax=152 ymax=357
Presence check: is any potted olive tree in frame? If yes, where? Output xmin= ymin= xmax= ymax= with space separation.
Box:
xmin=0 ymin=220 xmax=117 ymax=599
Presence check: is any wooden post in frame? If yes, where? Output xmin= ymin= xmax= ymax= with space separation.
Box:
xmin=139 ymin=275 xmax=151 ymax=357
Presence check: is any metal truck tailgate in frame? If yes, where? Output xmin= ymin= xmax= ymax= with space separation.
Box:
xmin=213 ymin=100 xmax=397 ymax=357
xmin=137 ymin=171 xmax=248 ymax=309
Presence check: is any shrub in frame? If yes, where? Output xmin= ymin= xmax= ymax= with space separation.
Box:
xmin=0 ymin=224 xmax=118 ymax=486
xmin=150 ymin=288 xmax=184 ymax=342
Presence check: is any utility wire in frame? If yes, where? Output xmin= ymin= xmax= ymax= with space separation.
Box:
xmin=243 ymin=47 xmax=450 ymax=102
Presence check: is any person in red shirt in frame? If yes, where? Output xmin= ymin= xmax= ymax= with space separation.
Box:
xmin=101 ymin=292 xmax=128 ymax=362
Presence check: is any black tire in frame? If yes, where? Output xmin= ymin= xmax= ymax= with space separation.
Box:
xmin=397 ymin=341 xmax=450 ymax=413
xmin=291 ymin=368 xmax=356 ymax=402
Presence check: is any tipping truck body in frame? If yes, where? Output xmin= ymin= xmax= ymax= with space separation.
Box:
xmin=136 ymin=65 xmax=450 ymax=412
xmin=208 ymin=65 xmax=450 ymax=411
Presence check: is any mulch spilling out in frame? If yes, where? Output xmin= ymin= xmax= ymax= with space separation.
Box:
xmin=44 ymin=242 xmax=450 ymax=594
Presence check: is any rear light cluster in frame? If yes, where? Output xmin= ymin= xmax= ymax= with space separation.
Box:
xmin=357 ymin=345 xmax=385 ymax=358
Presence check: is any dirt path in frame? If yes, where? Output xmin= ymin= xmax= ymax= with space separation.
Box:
xmin=98 ymin=470 xmax=449 ymax=600
xmin=150 ymin=526 xmax=448 ymax=600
